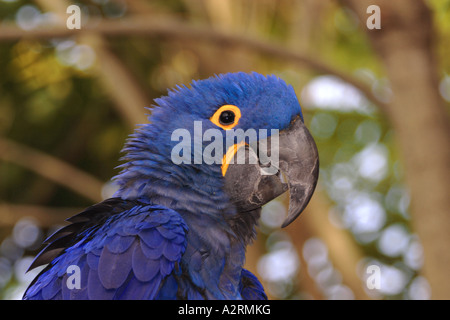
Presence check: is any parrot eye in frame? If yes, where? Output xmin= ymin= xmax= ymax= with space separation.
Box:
xmin=219 ymin=111 xmax=235 ymax=125
xmin=210 ymin=104 xmax=241 ymax=130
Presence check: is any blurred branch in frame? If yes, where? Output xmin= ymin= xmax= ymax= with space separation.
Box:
xmin=0 ymin=137 xmax=104 ymax=203
xmin=0 ymin=16 xmax=388 ymax=114
xmin=0 ymin=203 xmax=81 ymax=227
xmin=285 ymin=189 xmax=372 ymax=300
xmin=287 ymin=209 xmax=327 ymax=300
xmin=32 ymin=0 xmax=150 ymax=129
xmin=82 ymin=35 xmax=150 ymax=127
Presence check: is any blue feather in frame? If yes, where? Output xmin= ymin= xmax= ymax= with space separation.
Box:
xmin=41 ymin=277 xmax=61 ymax=300
xmin=98 ymin=245 xmax=133 ymax=289
xmin=155 ymin=274 xmax=178 ymax=300
xmin=138 ymin=228 xmax=165 ymax=248
xmin=140 ymin=240 xmax=164 ymax=259
xmin=87 ymin=268 xmax=116 ymax=300
xmin=86 ymin=252 xmax=99 ymax=270
xmin=24 ymin=200 xmax=188 ymax=300
xmin=131 ymin=243 xmax=160 ymax=282
xmin=117 ymin=276 xmax=154 ymax=300
xmin=106 ymin=235 xmax=135 ymax=254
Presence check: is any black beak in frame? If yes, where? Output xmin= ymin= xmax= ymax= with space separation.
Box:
xmin=223 ymin=116 xmax=319 ymax=228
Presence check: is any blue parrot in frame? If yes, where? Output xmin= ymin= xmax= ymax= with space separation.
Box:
xmin=23 ymin=72 xmax=319 ymax=300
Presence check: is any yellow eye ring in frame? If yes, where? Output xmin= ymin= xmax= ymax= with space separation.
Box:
xmin=210 ymin=105 xmax=241 ymax=130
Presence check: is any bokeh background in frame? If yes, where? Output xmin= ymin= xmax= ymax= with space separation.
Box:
xmin=1 ymin=0 xmax=449 ymax=300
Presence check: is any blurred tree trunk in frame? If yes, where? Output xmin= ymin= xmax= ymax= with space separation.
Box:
xmin=342 ymin=0 xmax=450 ymax=299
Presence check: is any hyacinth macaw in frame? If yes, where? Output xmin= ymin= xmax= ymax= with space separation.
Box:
xmin=23 ymin=72 xmax=319 ymax=300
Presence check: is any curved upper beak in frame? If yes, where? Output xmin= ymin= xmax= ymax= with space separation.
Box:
xmin=223 ymin=116 xmax=319 ymax=228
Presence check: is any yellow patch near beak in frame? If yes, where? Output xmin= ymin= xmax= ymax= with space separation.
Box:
xmin=221 ymin=141 xmax=247 ymax=176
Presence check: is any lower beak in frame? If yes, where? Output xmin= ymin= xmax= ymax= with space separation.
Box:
xmin=223 ymin=116 xmax=319 ymax=227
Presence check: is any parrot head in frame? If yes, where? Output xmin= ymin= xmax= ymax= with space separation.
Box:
xmin=114 ymin=72 xmax=319 ymax=231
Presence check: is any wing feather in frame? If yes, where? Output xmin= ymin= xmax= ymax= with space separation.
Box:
xmin=23 ymin=198 xmax=188 ymax=300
